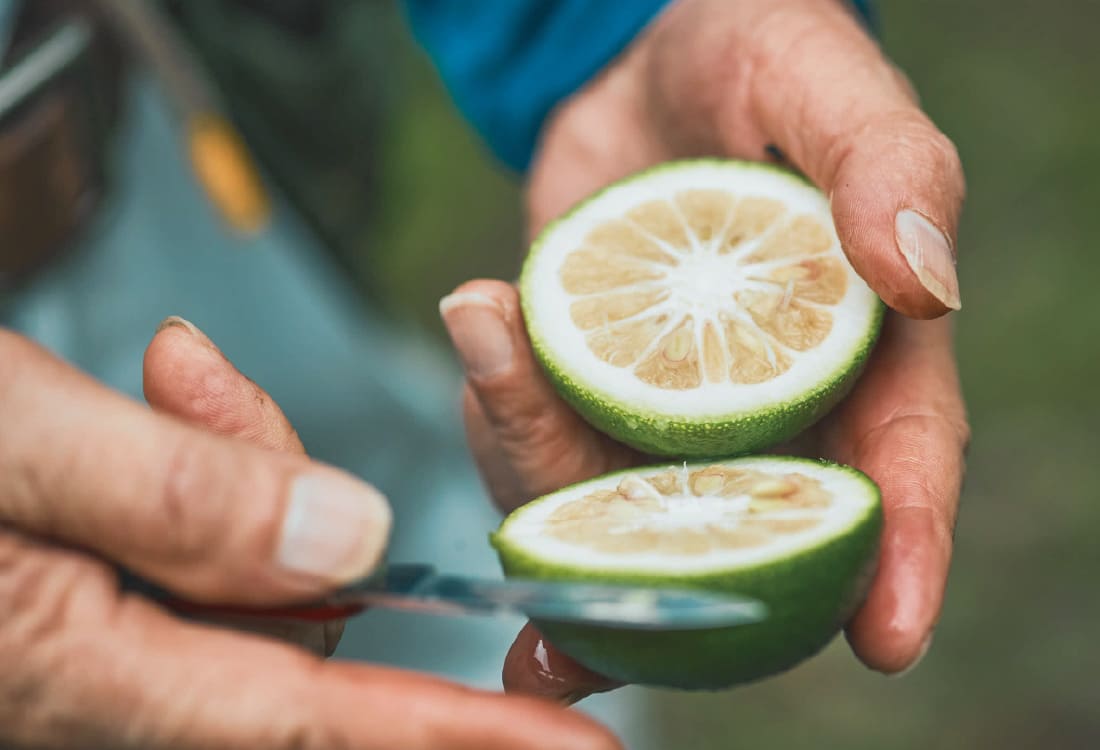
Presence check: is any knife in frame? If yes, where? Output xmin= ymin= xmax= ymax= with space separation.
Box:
xmin=158 ymin=563 xmax=767 ymax=631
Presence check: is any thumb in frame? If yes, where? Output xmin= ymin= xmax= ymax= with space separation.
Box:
xmin=741 ymin=2 xmax=965 ymax=316
xmin=648 ymin=0 xmax=965 ymax=317
xmin=0 ymin=332 xmax=391 ymax=605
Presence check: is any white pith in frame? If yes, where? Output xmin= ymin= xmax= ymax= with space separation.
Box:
xmin=524 ymin=162 xmax=881 ymax=418
xmin=500 ymin=458 xmax=877 ymax=573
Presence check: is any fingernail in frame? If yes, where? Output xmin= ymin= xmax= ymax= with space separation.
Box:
xmin=439 ymin=292 xmax=514 ymax=378
xmin=276 ymin=469 xmax=392 ymax=583
xmin=890 ymin=631 xmax=934 ymax=679
xmin=156 ymin=315 xmax=219 ymax=352
xmin=895 ymin=210 xmax=961 ymax=310
xmin=157 ymin=315 xmax=201 ymax=336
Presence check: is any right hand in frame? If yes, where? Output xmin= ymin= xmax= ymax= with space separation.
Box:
xmin=442 ymin=284 xmax=966 ymax=702
xmin=0 ymin=322 xmax=619 ymax=750
xmin=442 ymin=0 xmax=968 ymax=703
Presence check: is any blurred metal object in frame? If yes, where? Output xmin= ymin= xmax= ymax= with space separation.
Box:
xmin=162 ymin=563 xmax=770 ymax=631
xmin=94 ymin=0 xmax=270 ymax=234
xmin=0 ymin=7 xmax=119 ymax=290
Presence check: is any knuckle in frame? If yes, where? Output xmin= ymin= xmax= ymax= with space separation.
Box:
xmin=157 ymin=437 xmax=232 ymax=562
xmin=749 ymin=5 xmax=830 ymax=72
xmin=498 ymin=409 xmax=611 ymax=498
xmin=929 ymin=128 xmax=961 ymax=168
xmin=921 ymin=128 xmax=966 ymax=190
xmin=494 ymin=397 xmax=561 ymax=452
xmin=0 ymin=533 xmax=113 ymax=645
xmin=830 ymin=111 xmax=966 ymax=198
xmin=0 ymin=533 xmax=114 ymax=744
xmin=872 ymin=411 xmax=967 ymax=531
xmin=1 ymin=449 xmax=49 ymax=531
xmin=497 ymin=401 xmax=584 ymax=466
xmin=271 ymin=715 xmax=348 ymax=750
xmin=913 ymin=405 xmax=970 ymax=457
xmin=953 ymin=416 xmax=972 ymax=456
xmin=128 ymin=665 xmax=346 ymax=750
xmin=891 ymin=410 xmax=970 ymax=457
xmin=158 ymin=434 xmax=289 ymax=572
xmin=185 ymin=692 xmax=347 ymax=750
xmin=0 ymin=535 xmax=68 ymax=645
xmin=906 ymin=478 xmax=955 ymax=536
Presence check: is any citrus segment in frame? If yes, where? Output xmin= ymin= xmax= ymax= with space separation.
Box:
xmin=718 ymin=196 xmax=785 ymax=253
xmin=627 ymin=199 xmax=692 ymax=249
xmin=569 ymin=287 xmax=668 ymax=330
xmin=559 ymin=248 xmax=663 ymax=295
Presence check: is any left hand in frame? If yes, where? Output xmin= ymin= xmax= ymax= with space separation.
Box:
xmin=442 ymin=0 xmax=969 ymax=702
xmin=0 ymin=320 xmax=622 ymax=749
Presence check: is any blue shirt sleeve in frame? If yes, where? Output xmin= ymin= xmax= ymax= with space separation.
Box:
xmin=403 ymin=1 xmax=875 ymax=173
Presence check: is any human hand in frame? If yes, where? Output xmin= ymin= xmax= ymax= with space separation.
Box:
xmin=441 ymin=0 xmax=968 ymax=702
xmin=145 ymin=317 xmax=344 ymax=655
xmin=0 ymin=322 xmax=620 ymax=749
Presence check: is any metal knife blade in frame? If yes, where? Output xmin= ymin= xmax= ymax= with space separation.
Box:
xmin=315 ymin=564 xmax=767 ymax=630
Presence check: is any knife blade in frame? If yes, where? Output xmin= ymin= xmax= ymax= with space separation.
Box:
xmin=161 ymin=563 xmax=767 ymax=631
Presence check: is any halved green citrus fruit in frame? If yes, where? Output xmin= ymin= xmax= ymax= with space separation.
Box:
xmin=492 ymin=456 xmax=881 ymax=689
xmin=520 ymin=159 xmax=884 ymax=457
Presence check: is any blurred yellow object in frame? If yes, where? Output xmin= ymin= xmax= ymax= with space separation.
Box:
xmin=187 ymin=115 xmax=269 ymax=235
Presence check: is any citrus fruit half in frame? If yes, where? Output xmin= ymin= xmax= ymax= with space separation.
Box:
xmin=492 ymin=456 xmax=881 ymax=689
xmin=520 ymin=159 xmax=884 ymax=457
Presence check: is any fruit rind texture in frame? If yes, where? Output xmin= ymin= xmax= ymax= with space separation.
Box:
xmin=519 ymin=158 xmax=885 ymax=458
xmin=491 ymin=457 xmax=883 ymax=689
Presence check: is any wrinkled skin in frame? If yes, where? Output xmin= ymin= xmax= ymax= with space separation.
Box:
xmin=0 ymin=322 xmax=621 ymax=750
xmin=441 ymin=0 xmax=969 ymax=702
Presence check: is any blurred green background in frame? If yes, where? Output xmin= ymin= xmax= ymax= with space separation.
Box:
xmin=187 ymin=1 xmax=1100 ymax=747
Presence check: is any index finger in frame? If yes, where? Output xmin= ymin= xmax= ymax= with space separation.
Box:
xmin=0 ymin=330 xmax=390 ymax=605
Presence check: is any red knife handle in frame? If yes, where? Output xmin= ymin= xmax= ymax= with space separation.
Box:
xmin=164 ymin=599 xmax=366 ymax=623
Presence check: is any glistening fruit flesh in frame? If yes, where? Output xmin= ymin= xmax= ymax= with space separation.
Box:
xmin=520 ymin=159 xmax=884 ymax=457
xmin=491 ymin=456 xmax=882 ymax=689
